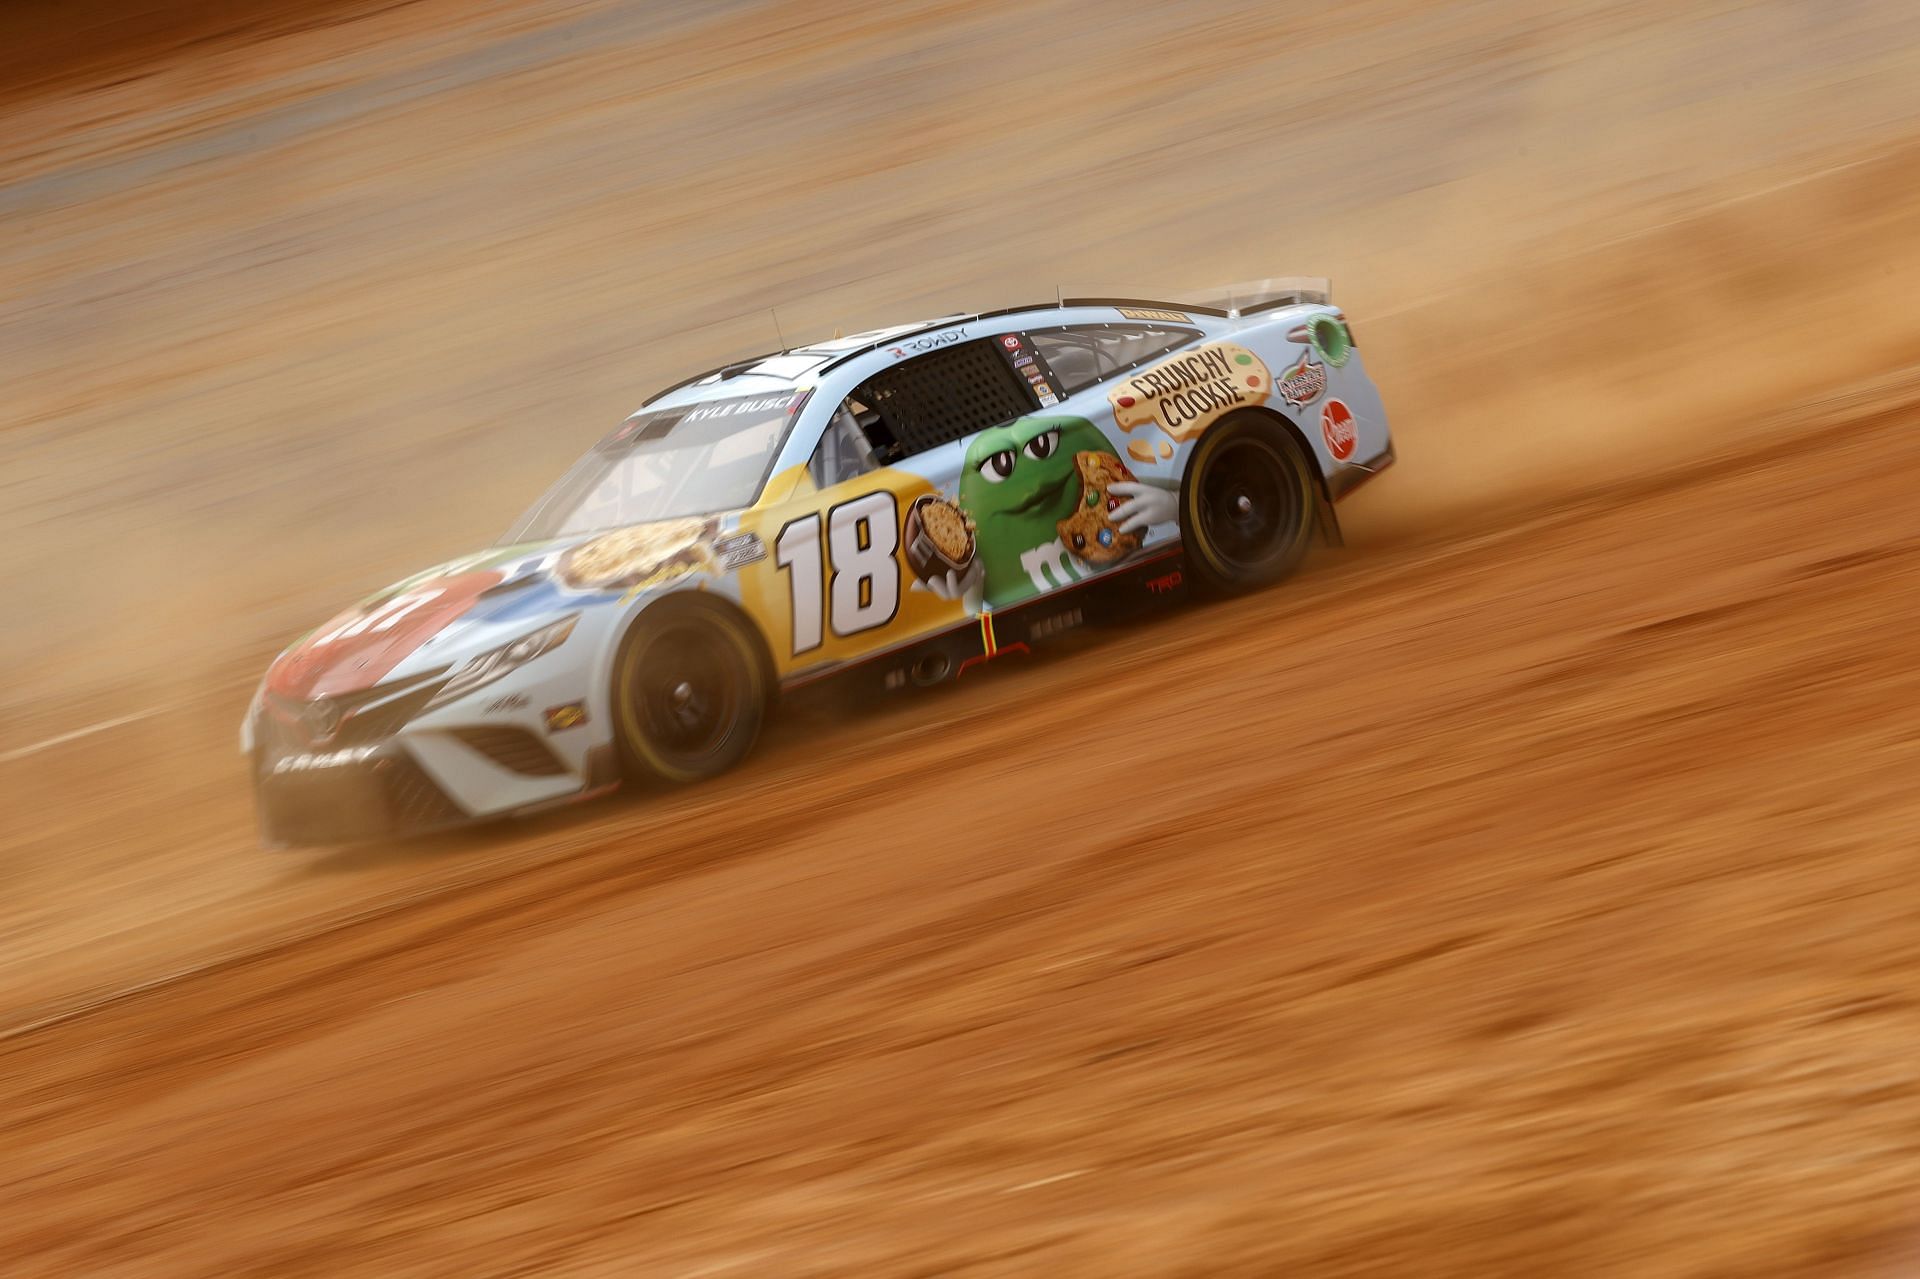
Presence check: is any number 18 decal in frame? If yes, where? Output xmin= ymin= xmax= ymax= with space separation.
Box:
xmin=775 ymin=492 xmax=900 ymax=655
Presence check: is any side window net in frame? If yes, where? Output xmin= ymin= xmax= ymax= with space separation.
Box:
xmin=1027 ymin=324 xmax=1198 ymax=396
xmin=854 ymin=339 xmax=1035 ymax=461
xmin=809 ymin=399 xmax=882 ymax=489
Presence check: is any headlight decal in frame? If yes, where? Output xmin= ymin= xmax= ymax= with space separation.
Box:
xmin=430 ymin=615 xmax=578 ymax=707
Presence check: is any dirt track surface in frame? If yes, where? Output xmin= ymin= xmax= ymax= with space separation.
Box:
xmin=6 ymin=0 xmax=1920 ymax=1273
xmin=8 ymin=386 xmax=1920 ymax=1275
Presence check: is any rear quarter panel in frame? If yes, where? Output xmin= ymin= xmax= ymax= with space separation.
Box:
xmin=1219 ymin=307 xmax=1391 ymax=482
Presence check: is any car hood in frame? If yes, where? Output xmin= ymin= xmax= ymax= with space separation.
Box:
xmin=263 ymin=515 xmax=732 ymax=701
xmin=263 ymin=542 xmax=574 ymax=701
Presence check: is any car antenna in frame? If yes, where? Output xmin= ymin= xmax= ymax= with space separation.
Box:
xmin=770 ymin=307 xmax=789 ymax=354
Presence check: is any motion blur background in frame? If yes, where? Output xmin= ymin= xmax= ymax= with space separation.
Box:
xmin=4 ymin=0 xmax=1918 ymax=1273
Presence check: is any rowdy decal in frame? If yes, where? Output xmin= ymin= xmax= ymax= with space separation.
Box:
xmin=1321 ymin=398 xmax=1357 ymax=462
xmin=890 ymin=329 xmax=967 ymax=358
xmin=1109 ymin=342 xmax=1270 ymax=446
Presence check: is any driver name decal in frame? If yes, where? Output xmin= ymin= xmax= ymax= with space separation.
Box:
xmin=679 ymin=394 xmax=792 ymax=424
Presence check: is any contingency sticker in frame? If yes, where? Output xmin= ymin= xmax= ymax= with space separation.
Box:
xmin=1278 ymin=353 xmax=1328 ymax=408
xmin=1000 ymin=331 xmax=1060 ymax=407
xmin=1287 ymin=313 xmax=1354 ymax=368
xmin=1320 ymin=398 xmax=1357 ymax=462
xmin=712 ymin=531 xmax=767 ymax=570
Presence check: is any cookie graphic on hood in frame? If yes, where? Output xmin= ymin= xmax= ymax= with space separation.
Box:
xmin=558 ymin=518 xmax=719 ymax=593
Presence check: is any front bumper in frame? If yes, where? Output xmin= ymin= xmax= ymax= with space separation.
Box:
xmin=254 ymin=743 xmax=467 ymax=847
xmin=251 ymin=713 xmax=619 ymax=847
xmin=250 ymin=623 xmax=625 ymax=847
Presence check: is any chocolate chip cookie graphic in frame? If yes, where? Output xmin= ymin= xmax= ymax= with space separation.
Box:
xmin=1055 ymin=450 xmax=1144 ymax=566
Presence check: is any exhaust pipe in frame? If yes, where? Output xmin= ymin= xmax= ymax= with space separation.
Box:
xmin=909 ymin=651 xmax=952 ymax=687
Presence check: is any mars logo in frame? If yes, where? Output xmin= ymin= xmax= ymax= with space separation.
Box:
xmin=1320 ymin=399 xmax=1357 ymax=462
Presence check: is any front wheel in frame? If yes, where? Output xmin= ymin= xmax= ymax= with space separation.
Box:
xmin=612 ymin=600 xmax=769 ymax=784
xmin=1179 ymin=412 xmax=1319 ymax=593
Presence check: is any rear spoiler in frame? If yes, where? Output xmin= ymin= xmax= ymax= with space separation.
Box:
xmin=1063 ymin=277 xmax=1332 ymax=319
xmin=1179 ymin=277 xmax=1333 ymax=314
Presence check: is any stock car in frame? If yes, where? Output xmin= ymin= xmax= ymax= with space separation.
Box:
xmin=243 ymin=280 xmax=1395 ymax=845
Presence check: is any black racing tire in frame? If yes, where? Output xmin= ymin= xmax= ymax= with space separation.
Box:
xmin=1179 ymin=411 xmax=1318 ymax=593
xmin=611 ymin=597 xmax=769 ymax=784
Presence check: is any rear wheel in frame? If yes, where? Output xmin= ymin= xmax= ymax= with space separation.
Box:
xmin=1179 ymin=412 xmax=1318 ymax=593
xmin=612 ymin=600 xmax=769 ymax=783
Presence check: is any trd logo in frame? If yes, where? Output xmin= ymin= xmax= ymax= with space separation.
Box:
xmin=1146 ymin=571 xmax=1183 ymax=594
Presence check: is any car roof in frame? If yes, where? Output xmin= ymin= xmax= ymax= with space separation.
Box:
xmin=636 ymin=370 xmax=805 ymax=415
xmin=636 ymin=316 xmax=974 ymax=411
xmin=787 ymin=317 xmax=972 ymax=356
xmin=636 ymin=285 xmax=1333 ymax=411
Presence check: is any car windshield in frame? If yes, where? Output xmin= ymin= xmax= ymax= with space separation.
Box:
xmin=504 ymin=390 xmax=804 ymax=542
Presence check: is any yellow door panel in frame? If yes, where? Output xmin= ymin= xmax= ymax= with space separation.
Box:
xmin=738 ymin=465 xmax=967 ymax=678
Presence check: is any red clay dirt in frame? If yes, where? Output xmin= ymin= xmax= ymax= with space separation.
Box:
xmin=4 ymin=1 xmax=1920 ymax=1274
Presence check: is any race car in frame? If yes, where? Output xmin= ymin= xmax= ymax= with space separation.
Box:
xmin=243 ymin=281 xmax=1395 ymax=845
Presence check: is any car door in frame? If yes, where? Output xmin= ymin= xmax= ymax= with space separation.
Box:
xmin=733 ymin=334 xmax=1042 ymax=681
xmin=734 ymin=322 xmax=1209 ymax=680
xmin=959 ymin=321 xmax=1202 ymax=606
